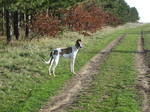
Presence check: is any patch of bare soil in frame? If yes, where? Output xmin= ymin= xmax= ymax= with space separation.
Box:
xmin=40 ymin=34 xmax=126 ymax=112
xmin=135 ymin=31 xmax=150 ymax=112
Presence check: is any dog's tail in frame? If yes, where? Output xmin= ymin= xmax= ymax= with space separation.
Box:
xmin=43 ymin=59 xmax=51 ymax=64
xmin=43 ymin=52 xmax=53 ymax=64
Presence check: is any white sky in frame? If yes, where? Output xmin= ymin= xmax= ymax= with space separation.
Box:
xmin=124 ymin=0 xmax=150 ymax=23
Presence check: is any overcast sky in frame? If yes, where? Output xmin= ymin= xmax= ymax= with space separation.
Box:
xmin=124 ymin=0 xmax=150 ymax=23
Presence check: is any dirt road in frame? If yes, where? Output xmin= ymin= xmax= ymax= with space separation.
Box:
xmin=135 ymin=31 xmax=150 ymax=112
xmin=40 ymin=34 xmax=126 ymax=112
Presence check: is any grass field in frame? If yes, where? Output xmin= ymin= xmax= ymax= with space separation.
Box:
xmin=66 ymin=25 xmax=150 ymax=112
xmin=0 ymin=23 xmax=149 ymax=112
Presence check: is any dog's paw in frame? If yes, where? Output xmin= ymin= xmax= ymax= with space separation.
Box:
xmin=49 ymin=72 xmax=52 ymax=75
xmin=72 ymin=72 xmax=76 ymax=75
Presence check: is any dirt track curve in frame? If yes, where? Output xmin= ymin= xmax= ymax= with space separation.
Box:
xmin=135 ymin=31 xmax=150 ymax=112
xmin=40 ymin=34 xmax=126 ymax=112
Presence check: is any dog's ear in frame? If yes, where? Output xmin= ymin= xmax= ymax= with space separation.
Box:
xmin=76 ymin=39 xmax=82 ymax=42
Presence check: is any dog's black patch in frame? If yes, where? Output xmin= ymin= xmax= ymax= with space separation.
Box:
xmin=60 ymin=47 xmax=72 ymax=55
xmin=54 ymin=50 xmax=58 ymax=55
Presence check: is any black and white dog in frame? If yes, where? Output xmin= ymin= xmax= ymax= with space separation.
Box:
xmin=44 ymin=39 xmax=82 ymax=76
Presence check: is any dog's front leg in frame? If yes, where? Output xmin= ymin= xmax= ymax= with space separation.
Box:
xmin=70 ymin=59 xmax=73 ymax=73
xmin=70 ymin=58 xmax=76 ymax=74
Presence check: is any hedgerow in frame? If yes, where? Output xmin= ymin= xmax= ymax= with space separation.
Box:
xmin=30 ymin=2 xmax=121 ymax=37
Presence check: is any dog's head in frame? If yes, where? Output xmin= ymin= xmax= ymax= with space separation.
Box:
xmin=76 ymin=39 xmax=82 ymax=49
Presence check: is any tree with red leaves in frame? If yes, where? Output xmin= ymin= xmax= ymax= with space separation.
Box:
xmin=30 ymin=13 xmax=61 ymax=37
xmin=30 ymin=2 xmax=121 ymax=37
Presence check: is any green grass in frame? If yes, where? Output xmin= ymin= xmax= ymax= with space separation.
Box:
xmin=143 ymin=25 xmax=150 ymax=78
xmin=66 ymin=25 xmax=150 ymax=112
xmin=0 ymin=24 xmax=148 ymax=112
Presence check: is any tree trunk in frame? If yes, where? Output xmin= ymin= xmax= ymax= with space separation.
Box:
xmin=2 ymin=7 xmax=5 ymax=36
xmin=5 ymin=9 xmax=12 ymax=44
xmin=46 ymin=8 xmax=49 ymax=17
xmin=13 ymin=11 xmax=19 ymax=40
xmin=25 ymin=14 xmax=30 ymax=37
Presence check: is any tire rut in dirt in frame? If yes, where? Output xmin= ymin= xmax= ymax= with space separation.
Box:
xmin=135 ymin=31 xmax=150 ymax=112
xmin=40 ymin=34 xmax=126 ymax=112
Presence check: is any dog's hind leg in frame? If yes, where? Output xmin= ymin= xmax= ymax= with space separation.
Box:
xmin=49 ymin=59 xmax=54 ymax=75
xmin=52 ymin=56 xmax=59 ymax=76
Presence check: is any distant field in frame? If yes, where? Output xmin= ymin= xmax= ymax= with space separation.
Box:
xmin=0 ymin=23 xmax=149 ymax=112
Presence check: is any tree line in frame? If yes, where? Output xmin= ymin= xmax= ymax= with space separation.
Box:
xmin=0 ymin=0 xmax=139 ymax=44
xmin=96 ymin=0 xmax=139 ymax=23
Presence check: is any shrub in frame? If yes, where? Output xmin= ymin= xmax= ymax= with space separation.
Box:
xmin=30 ymin=2 xmax=121 ymax=37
